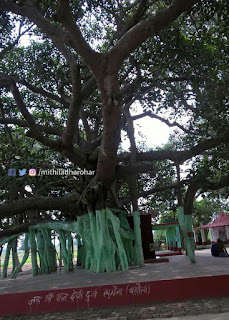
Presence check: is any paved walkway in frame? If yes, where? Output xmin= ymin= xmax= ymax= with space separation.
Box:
xmin=1 ymin=249 xmax=229 ymax=294
xmin=0 ymin=297 xmax=229 ymax=319
xmin=0 ymin=249 xmax=228 ymax=319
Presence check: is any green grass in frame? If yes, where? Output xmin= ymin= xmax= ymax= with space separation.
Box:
xmin=0 ymin=250 xmax=78 ymax=269
xmin=0 ymin=253 xmax=33 ymax=269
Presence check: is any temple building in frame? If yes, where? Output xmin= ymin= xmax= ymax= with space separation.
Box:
xmin=193 ymin=212 xmax=229 ymax=245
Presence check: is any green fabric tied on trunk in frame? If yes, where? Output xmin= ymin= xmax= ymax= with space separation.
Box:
xmin=0 ymin=209 xmax=144 ymax=277
xmin=77 ymin=209 xmax=144 ymax=272
xmin=177 ymin=206 xmax=196 ymax=263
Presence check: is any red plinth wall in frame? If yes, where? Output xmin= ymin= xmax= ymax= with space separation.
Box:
xmin=1 ymin=275 xmax=229 ymax=316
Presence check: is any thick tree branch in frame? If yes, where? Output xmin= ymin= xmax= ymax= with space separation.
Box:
xmin=81 ymin=76 xmax=97 ymax=100
xmin=3 ymin=79 xmax=93 ymax=169
xmin=121 ymin=182 xmax=178 ymax=205
xmin=9 ymin=81 xmax=70 ymax=154
xmin=184 ymin=174 xmax=229 ymax=216
xmin=1 ymin=78 xmax=90 ymax=168
xmin=5 ymin=74 xmax=96 ymax=109
xmin=7 ymin=80 xmax=88 ymax=167
xmin=0 ymin=193 xmax=79 ymax=220
xmin=0 ymin=118 xmax=62 ymax=135
xmin=123 ymin=107 xmax=139 ymax=210
xmin=13 ymin=76 xmax=66 ymax=105
xmin=56 ymin=0 xmax=102 ymax=70
xmin=10 ymin=80 xmax=37 ymax=130
xmin=0 ymin=72 xmax=68 ymax=108
xmin=118 ymin=0 xmax=149 ymax=39
xmin=26 ymin=128 xmax=96 ymax=170
xmin=108 ymin=0 xmax=198 ymax=71
xmin=176 ymin=162 xmax=183 ymax=206
xmin=118 ymin=129 xmax=229 ymax=164
xmin=117 ymin=162 xmax=157 ymax=176
xmin=184 ymin=181 xmax=199 ymax=216
xmin=0 ymin=1 xmax=78 ymax=68
xmin=0 ymin=223 xmax=34 ymax=240
xmin=61 ymin=64 xmax=81 ymax=147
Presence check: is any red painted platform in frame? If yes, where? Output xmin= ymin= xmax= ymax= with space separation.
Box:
xmin=0 ymin=275 xmax=229 ymax=316
xmin=1 ymin=250 xmax=229 ymax=317
xmin=144 ymin=258 xmax=169 ymax=263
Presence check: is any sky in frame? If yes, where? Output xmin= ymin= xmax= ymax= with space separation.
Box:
xmin=127 ymin=114 xmax=170 ymax=149
xmin=121 ymin=100 xmax=174 ymax=153
xmin=121 ymin=116 xmax=171 ymax=154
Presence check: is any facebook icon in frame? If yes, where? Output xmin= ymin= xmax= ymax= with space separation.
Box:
xmin=8 ymin=168 xmax=16 ymax=176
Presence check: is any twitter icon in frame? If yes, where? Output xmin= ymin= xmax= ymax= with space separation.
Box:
xmin=19 ymin=169 xmax=27 ymax=176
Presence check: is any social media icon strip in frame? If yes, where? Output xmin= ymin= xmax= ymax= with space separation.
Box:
xmin=28 ymin=168 xmax=37 ymax=177
xmin=19 ymin=169 xmax=27 ymax=176
xmin=8 ymin=168 xmax=16 ymax=176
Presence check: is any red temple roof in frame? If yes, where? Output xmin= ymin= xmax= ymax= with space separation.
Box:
xmin=197 ymin=212 xmax=229 ymax=229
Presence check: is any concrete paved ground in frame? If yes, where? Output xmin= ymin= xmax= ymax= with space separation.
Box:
xmin=0 ymin=250 xmax=229 ymax=319
xmin=165 ymin=313 xmax=229 ymax=320
xmin=0 ymin=249 xmax=228 ymax=294
xmin=0 ymin=297 xmax=229 ymax=319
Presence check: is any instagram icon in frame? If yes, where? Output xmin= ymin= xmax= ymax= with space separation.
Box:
xmin=29 ymin=169 xmax=37 ymax=177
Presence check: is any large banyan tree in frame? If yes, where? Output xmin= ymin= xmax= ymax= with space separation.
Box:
xmin=0 ymin=0 xmax=228 ymax=274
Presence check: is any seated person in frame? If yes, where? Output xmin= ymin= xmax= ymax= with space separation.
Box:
xmin=211 ymin=238 xmax=228 ymax=257
xmin=211 ymin=242 xmax=219 ymax=256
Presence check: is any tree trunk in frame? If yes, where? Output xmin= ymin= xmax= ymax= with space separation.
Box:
xmin=123 ymin=107 xmax=139 ymax=212
xmin=12 ymin=238 xmax=22 ymax=273
xmin=177 ymin=206 xmax=196 ymax=263
xmin=96 ymin=72 xmax=121 ymax=189
xmin=29 ymin=229 xmax=39 ymax=276
xmin=127 ymin=175 xmax=139 ymax=212
xmin=83 ymin=68 xmax=144 ymax=271
xmin=11 ymin=233 xmax=30 ymax=279
xmin=184 ymin=182 xmax=199 ymax=216
xmin=176 ymin=163 xmax=196 ymax=263
xmin=1 ymin=214 xmax=144 ymax=276
xmin=77 ymin=208 xmax=143 ymax=272
xmin=2 ymin=240 xmax=14 ymax=278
